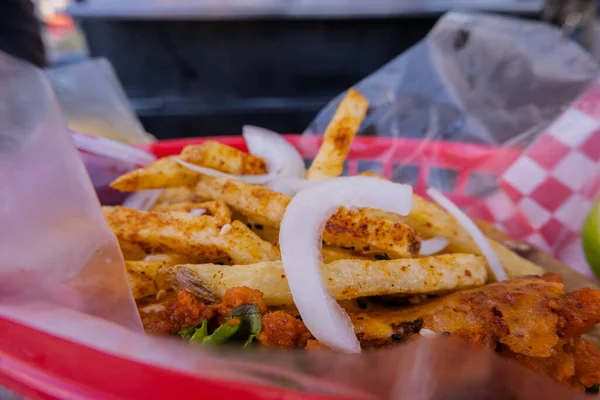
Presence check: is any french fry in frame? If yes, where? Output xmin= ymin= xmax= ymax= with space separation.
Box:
xmin=306 ymin=89 xmax=369 ymax=181
xmin=196 ymin=176 xmax=420 ymax=257
xmin=195 ymin=175 xmax=290 ymax=227
xmin=407 ymin=195 xmax=543 ymax=277
xmin=180 ymin=141 xmax=267 ymax=175
xmin=176 ymin=254 xmax=488 ymax=305
xmin=154 ymin=187 xmax=206 ymax=206
xmin=111 ymin=157 xmax=199 ymax=192
xmin=103 ymin=206 xmax=280 ymax=265
xmin=356 ymin=173 xmax=543 ymax=277
xmin=325 ymin=207 xmax=420 ymax=258
xmin=126 ymin=256 xmax=185 ymax=299
xmin=152 ymin=200 xmax=232 ymax=223
xmin=119 ymin=240 xmax=148 ymax=261
xmin=321 ymin=245 xmax=374 ymax=263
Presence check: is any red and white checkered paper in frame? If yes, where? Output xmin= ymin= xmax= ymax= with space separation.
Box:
xmin=481 ymin=80 xmax=600 ymax=277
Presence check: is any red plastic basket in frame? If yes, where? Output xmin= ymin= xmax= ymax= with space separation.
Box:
xmin=142 ymin=135 xmax=522 ymax=211
xmin=0 ymin=135 xmax=520 ymax=399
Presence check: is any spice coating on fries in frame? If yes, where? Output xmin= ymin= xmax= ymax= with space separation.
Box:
xmin=104 ymin=206 xmax=279 ymax=265
xmin=106 ymin=90 xmax=600 ymax=391
xmin=180 ymin=141 xmax=267 ymax=175
xmin=176 ymin=254 xmax=488 ymax=305
xmin=306 ymin=89 xmax=369 ymax=181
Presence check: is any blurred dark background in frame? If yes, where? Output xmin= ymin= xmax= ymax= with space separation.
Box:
xmin=41 ymin=0 xmax=598 ymax=139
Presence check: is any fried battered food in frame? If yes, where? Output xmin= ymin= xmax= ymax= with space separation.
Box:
xmin=180 ymin=141 xmax=267 ymax=175
xmin=306 ymin=89 xmax=369 ymax=181
xmin=348 ymin=274 xmax=600 ymax=390
xmin=176 ymin=254 xmax=488 ymax=305
xmin=257 ymin=311 xmax=312 ymax=348
xmin=103 ymin=206 xmax=280 ymax=264
xmin=196 ymin=175 xmax=420 ymax=258
xmin=151 ymin=200 xmax=232 ymax=223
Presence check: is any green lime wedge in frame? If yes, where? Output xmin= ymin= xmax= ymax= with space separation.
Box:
xmin=583 ymin=201 xmax=600 ymax=278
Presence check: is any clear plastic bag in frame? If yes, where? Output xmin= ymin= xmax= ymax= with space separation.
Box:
xmin=46 ymin=58 xmax=154 ymax=145
xmin=303 ymin=12 xmax=600 ymax=277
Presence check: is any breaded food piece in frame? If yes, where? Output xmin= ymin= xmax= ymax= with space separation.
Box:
xmin=180 ymin=141 xmax=267 ymax=175
xmin=349 ymin=275 xmax=600 ymax=366
xmin=103 ymin=206 xmax=280 ymax=265
xmin=306 ymin=89 xmax=369 ymax=181
xmin=176 ymin=254 xmax=488 ymax=305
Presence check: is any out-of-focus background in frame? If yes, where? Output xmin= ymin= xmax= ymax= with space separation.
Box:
xmin=39 ymin=0 xmax=599 ymax=140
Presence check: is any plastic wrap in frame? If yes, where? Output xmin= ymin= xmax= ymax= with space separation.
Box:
xmin=303 ymin=12 xmax=600 ymax=276
xmin=46 ymin=58 xmax=154 ymax=145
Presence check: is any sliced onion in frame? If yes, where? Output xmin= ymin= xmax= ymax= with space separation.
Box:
xmin=174 ymin=158 xmax=274 ymax=184
xmin=419 ymin=237 xmax=449 ymax=256
xmin=189 ymin=208 xmax=206 ymax=216
xmin=426 ymin=188 xmax=507 ymax=281
xmin=243 ymin=125 xmax=306 ymax=179
xmin=122 ymin=189 xmax=163 ymax=211
xmin=266 ymin=177 xmax=316 ymax=196
xmin=279 ymin=177 xmax=413 ymax=353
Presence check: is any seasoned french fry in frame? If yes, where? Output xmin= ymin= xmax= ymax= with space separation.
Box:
xmin=356 ymin=173 xmax=543 ymax=277
xmin=306 ymin=89 xmax=369 ymax=181
xmin=111 ymin=157 xmax=199 ymax=192
xmin=154 ymin=187 xmax=206 ymax=205
xmin=195 ymin=175 xmax=290 ymax=227
xmin=195 ymin=175 xmax=419 ymax=257
xmin=152 ymin=200 xmax=232 ymax=223
xmin=177 ymin=254 xmax=488 ymax=305
xmin=126 ymin=256 xmax=184 ymax=299
xmin=119 ymin=240 xmax=148 ymax=261
xmin=180 ymin=141 xmax=267 ymax=175
xmin=103 ymin=206 xmax=280 ymax=264
xmin=325 ymin=207 xmax=420 ymax=258
xmin=407 ymin=195 xmax=543 ymax=277
xmin=321 ymin=246 xmax=374 ymax=263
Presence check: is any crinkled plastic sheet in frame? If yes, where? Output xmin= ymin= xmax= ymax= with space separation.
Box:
xmin=46 ymin=58 xmax=154 ymax=145
xmin=0 ymin=27 xmax=593 ymax=400
xmin=305 ymin=12 xmax=598 ymax=146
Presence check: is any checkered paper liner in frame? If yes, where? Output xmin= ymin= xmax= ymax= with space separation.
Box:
xmin=478 ymin=80 xmax=600 ymax=277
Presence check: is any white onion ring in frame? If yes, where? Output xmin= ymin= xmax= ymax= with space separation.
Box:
xmin=426 ymin=188 xmax=507 ymax=281
xmin=243 ymin=125 xmax=306 ymax=179
xmin=279 ymin=177 xmax=413 ymax=353
xmin=122 ymin=189 xmax=163 ymax=211
xmin=265 ymin=177 xmax=316 ymax=196
xmin=419 ymin=237 xmax=449 ymax=256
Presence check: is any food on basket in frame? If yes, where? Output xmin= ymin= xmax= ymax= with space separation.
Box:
xmin=306 ymin=88 xmax=369 ymax=181
xmin=108 ymin=89 xmax=600 ymax=392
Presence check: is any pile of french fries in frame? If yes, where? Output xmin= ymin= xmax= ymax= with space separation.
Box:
xmin=106 ymin=89 xmax=543 ymax=307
